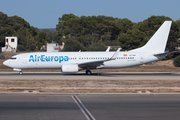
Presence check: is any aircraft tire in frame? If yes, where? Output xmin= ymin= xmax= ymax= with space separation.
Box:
xmin=19 ymin=71 xmax=23 ymax=75
xmin=86 ymin=70 xmax=92 ymax=75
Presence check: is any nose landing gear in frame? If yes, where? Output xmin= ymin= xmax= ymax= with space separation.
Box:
xmin=13 ymin=68 xmax=23 ymax=75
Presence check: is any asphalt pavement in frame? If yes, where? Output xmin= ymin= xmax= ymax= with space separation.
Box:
xmin=0 ymin=93 xmax=180 ymax=120
xmin=1 ymin=72 xmax=180 ymax=80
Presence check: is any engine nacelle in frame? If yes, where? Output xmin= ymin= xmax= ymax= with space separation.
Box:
xmin=61 ymin=64 xmax=79 ymax=73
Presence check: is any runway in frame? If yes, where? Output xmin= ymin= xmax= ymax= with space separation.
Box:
xmin=0 ymin=93 xmax=180 ymax=120
xmin=0 ymin=72 xmax=180 ymax=80
xmin=0 ymin=72 xmax=179 ymax=119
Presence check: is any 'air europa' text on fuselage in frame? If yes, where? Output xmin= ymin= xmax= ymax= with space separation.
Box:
xmin=29 ymin=55 xmax=68 ymax=63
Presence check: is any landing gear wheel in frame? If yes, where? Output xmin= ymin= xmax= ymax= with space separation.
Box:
xmin=19 ymin=71 xmax=23 ymax=75
xmin=86 ymin=70 xmax=92 ymax=75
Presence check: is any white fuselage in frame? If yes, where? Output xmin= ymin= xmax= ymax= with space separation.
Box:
xmin=3 ymin=51 xmax=165 ymax=70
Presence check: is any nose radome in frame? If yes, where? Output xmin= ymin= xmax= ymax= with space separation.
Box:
xmin=3 ymin=60 xmax=8 ymax=66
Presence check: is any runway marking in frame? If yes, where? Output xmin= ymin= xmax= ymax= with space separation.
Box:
xmin=72 ymin=95 xmax=96 ymax=120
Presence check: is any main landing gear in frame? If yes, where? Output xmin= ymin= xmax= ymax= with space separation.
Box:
xmin=86 ymin=70 xmax=92 ymax=75
xmin=19 ymin=71 xmax=23 ymax=75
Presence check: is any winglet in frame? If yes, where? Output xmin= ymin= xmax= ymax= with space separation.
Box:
xmin=110 ymin=48 xmax=120 ymax=60
xmin=106 ymin=47 xmax=111 ymax=52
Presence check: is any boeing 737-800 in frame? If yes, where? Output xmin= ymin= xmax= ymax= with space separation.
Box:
xmin=3 ymin=21 xmax=172 ymax=75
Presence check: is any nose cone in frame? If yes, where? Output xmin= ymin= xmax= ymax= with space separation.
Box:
xmin=3 ymin=60 xmax=8 ymax=66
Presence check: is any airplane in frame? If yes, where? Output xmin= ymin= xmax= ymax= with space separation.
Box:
xmin=3 ymin=21 xmax=172 ymax=75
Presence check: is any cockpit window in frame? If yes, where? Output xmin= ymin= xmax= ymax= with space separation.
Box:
xmin=10 ymin=57 xmax=17 ymax=60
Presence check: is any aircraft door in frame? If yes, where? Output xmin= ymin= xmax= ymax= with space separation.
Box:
xmin=140 ymin=54 xmax=143 ymax=64
xmin=22 ymin=55 xmax=27 ymax=64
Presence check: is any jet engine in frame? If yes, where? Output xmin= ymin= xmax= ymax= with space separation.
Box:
xmin=61 ymin=64 xmax=79 ymax=73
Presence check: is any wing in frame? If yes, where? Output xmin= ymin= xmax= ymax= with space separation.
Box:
xmin=78 ymin=59 xmax=106 ymax=69
xmin=78 ymin=48 xmax=120 ymax=69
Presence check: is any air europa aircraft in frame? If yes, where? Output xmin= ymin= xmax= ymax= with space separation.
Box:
xmin=3 ymin=21 xmax=172 ymax=75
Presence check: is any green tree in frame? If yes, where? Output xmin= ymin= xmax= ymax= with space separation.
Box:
xmin=17 ymin=45 xmax=25 ymax=51
xmin=0 ymin=12 xmax=10 ymax=46
xmin=118 ymin=15 xmax=179 ymax=53
xmin=138 ymin=16 xmax=179 ymax=52
xmin=173 ymin=55 xmax=180 ymax=67
xmin=0 ymin=53 xmax=5 ymax=59
xmin=63 ymin=38 xmax=86 ymax=51
xmin=36 ymin=31 xmax=48 ymax=50
xmin=16 ymin=28 xmax=36 ymax=51
xmin=88 ymin=41 xmax=106 ymax=51
xmin=119 ymin=28 xmax=147 ymax=50
xmin=56 ymin=14 xmax=122 ymax=48
xmin=0 ymin=12 xmax=39 ymax=51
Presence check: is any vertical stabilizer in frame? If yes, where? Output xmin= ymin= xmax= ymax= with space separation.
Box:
xmin=130 ymin=21 xmax=172 ymax=53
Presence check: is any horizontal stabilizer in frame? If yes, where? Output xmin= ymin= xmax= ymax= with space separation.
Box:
xmin=153 ymin=51 xmax=177 ymax=56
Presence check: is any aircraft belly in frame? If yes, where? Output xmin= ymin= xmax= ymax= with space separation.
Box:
xmin=103 ymin=60 xmax=139 ymax=68
xmin=23 ymin=62 xmax=62 ymax=69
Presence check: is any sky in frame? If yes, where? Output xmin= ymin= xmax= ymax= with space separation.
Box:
xmin=0 ymin=0 xmax=180 ymax=28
